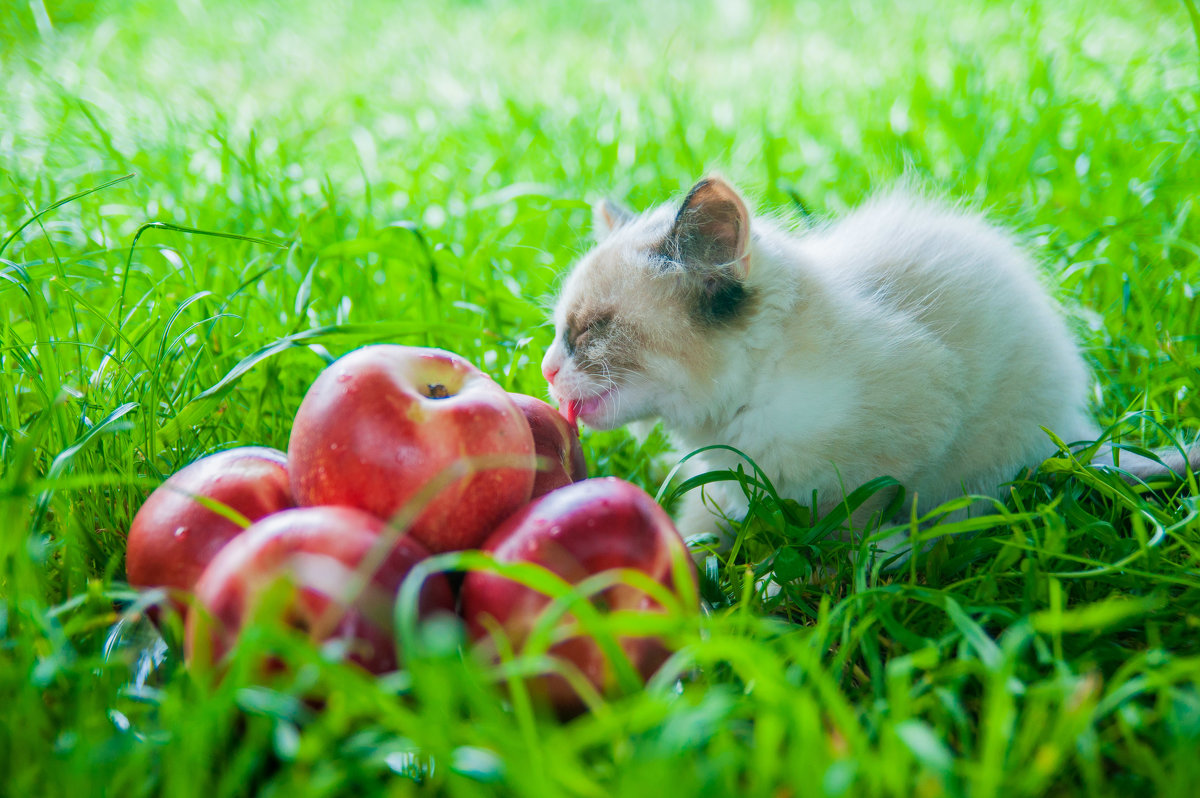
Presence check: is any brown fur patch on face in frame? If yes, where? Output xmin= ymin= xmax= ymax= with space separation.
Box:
xmin=563 ymin=308 xmax=612 ymax=357
xmin=559 ymin=245 xmax=684 ymax=382
xmin=668 ymin=259 xmax=758 ymax=330
xmin=562 ymin=298 xmax=644 ymax=379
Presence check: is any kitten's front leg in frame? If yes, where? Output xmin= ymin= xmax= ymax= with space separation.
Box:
xmin=674 ymin=488 xmax=727 ymax=544
xmin=676 ymin=482 xmax=830 ymax=596
xmin=673 ymin=479 xmax=747 ymax=554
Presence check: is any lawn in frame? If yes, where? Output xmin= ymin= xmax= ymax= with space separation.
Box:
xmin=2 ymin=0 xmax=1199 ymax=795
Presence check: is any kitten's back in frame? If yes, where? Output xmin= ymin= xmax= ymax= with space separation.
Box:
xmin=794 ymin=193 xmax=1096 ymax=496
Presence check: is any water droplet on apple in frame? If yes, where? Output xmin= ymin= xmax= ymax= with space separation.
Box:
xmin=173 ymin=526 xmax=187 ymax=539
xmin=329 ymin=443 xmax=339 ymax=451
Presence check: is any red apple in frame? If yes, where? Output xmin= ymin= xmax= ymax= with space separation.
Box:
xmin=126 ymin=447 xmax=294 ymax=606
xmin=460 ymin=477 xmax=698 ymax=713
xmin=508 ymin=393 xmax=587 ymax=498
xmin=185 ymin=506 xmax=454 ymax=674
xmin=288 ymin=345 xmax=536 ymax=553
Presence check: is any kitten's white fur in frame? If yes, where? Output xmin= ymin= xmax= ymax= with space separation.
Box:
xmin=543 ymin=178 xmax=1194 ymax=555
xmin=672 ymin=193 xmax=1094 ymax=539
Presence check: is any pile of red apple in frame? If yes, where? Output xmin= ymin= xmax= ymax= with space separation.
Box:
xmin=126 ymin=345 xmax=697 ymax=712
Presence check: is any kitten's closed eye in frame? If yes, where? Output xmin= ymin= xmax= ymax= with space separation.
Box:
xmin=565 ymin=313 xmax=613 ymax=357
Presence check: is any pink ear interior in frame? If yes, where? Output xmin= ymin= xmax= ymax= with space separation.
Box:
xmin=593 ymin=198 xmax=634 ymax=241
xmin=672 ymin=177 xmax=751 ymax=278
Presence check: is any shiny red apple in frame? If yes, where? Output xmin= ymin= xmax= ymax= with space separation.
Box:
xmin=509 ymin=393 xmax=587 ymax=498
xmin=288 ymin=345 xmax=536 ymax=553
xmin=460 ymin=477 xmax=698 ymax=713
xmin=126 ymin=446 xmax=294 ymax=606
xmin=185 ymin=506 xmax=454 ymax=674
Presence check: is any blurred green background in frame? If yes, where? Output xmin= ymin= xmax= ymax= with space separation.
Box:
xmin=4 ymin=0 xmax=1197 ymax=417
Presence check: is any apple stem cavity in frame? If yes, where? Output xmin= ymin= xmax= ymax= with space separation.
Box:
xmin=423 ymin=383 xmax=451 ymax=399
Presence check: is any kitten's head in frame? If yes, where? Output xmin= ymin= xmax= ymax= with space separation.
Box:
xmin=542 ymin=176 xmax=757 ymax=429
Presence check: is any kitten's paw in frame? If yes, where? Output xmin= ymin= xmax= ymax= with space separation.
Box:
xmin=674 ymin=490 xmax=735 ymax=550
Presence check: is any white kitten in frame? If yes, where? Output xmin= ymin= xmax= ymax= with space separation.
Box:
xmin=541 ymin=176 xmax=1197 ymax=553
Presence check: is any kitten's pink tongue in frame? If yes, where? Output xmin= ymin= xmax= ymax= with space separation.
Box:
xmin=562 ymin=399 xmax=581 ymax=426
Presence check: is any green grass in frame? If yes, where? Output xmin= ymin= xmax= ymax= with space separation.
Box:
xmin=3 ymin=0 xmax=1200 ymax=794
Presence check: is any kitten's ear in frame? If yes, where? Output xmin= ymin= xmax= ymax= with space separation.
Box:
xmin=667 ymin=176 xmax=751 ymax=279
xmin=593 ymin=198 xmax=635 ymax=242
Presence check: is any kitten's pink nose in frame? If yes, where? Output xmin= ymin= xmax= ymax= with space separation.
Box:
xmin=542 ymin=345 xmax=564 ymax=385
